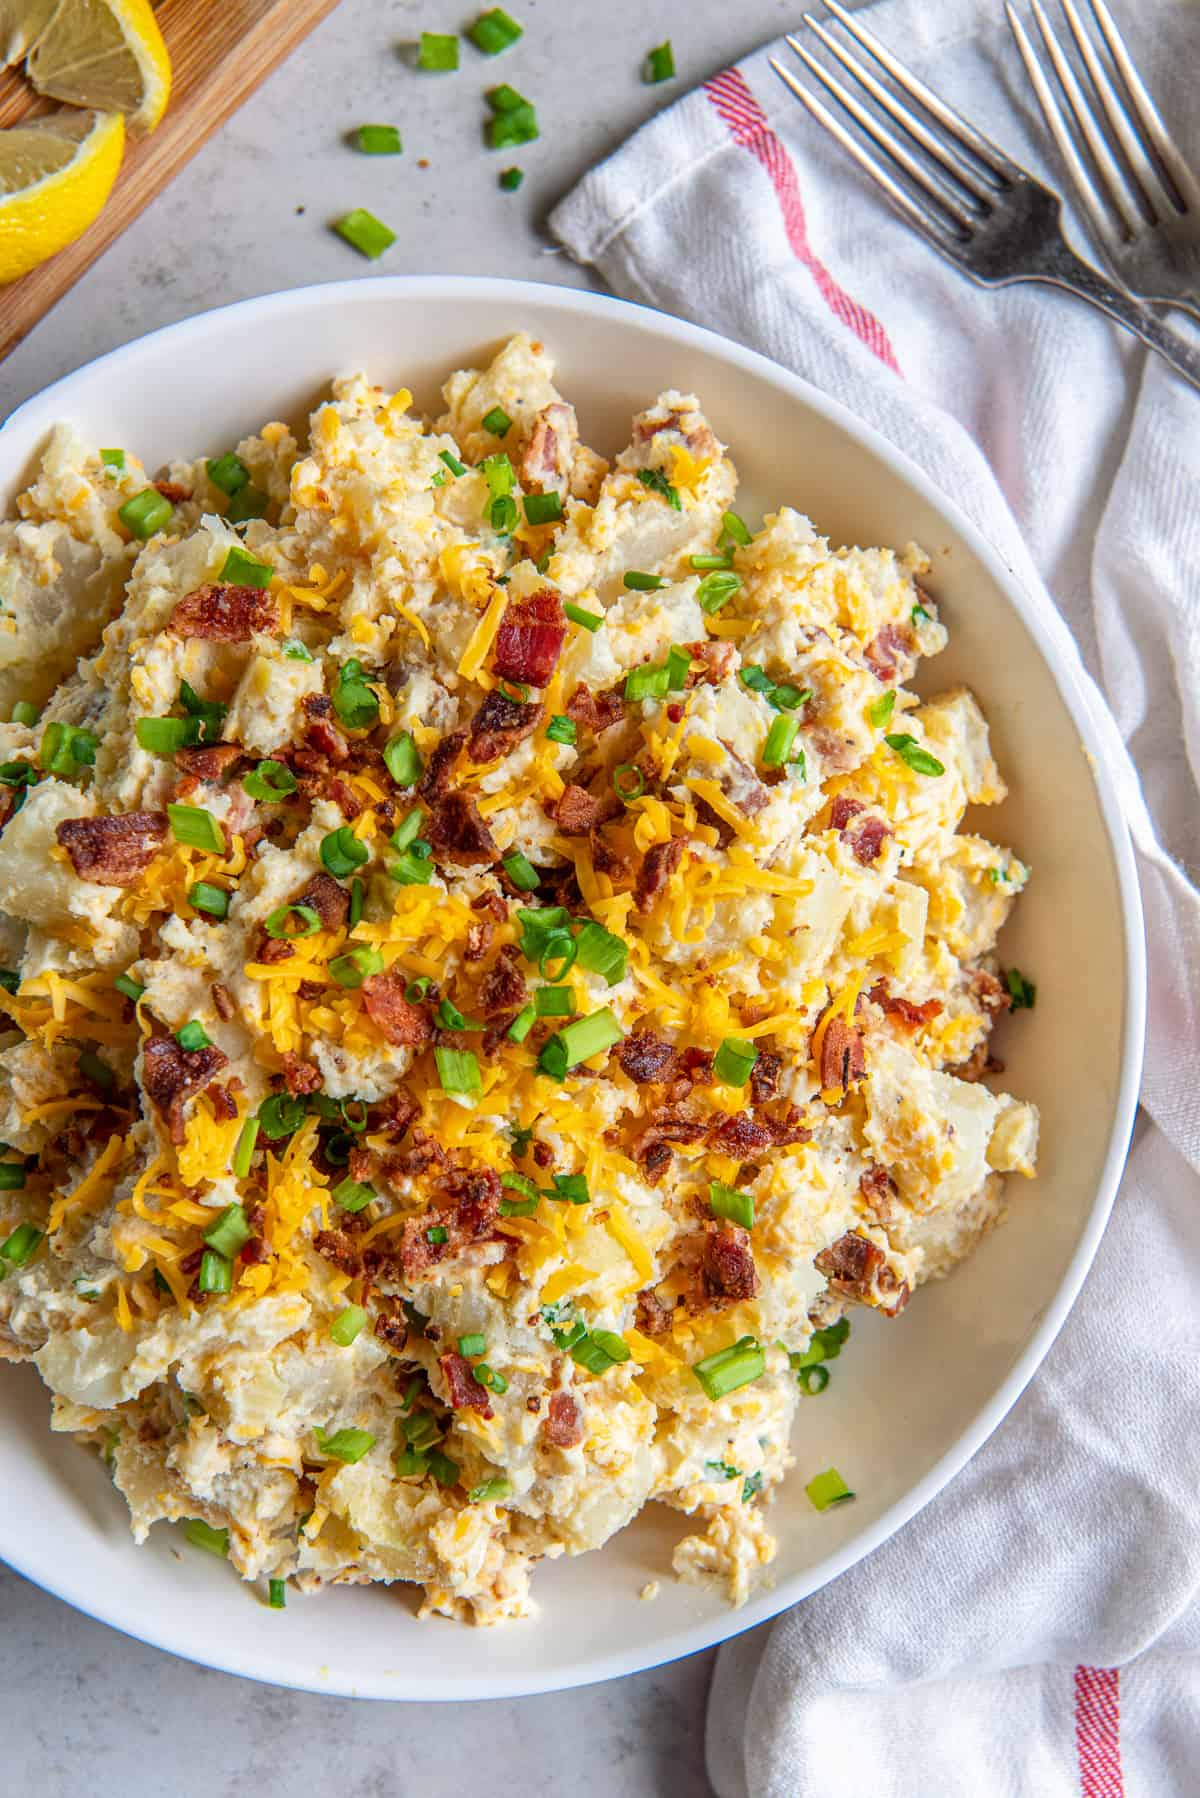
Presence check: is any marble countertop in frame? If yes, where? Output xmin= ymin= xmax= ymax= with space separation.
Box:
xmin=0 ymin=2 xmax=811 ymax=1789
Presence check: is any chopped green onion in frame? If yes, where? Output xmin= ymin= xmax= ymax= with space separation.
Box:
xmin=175 ymin=1020 xmax=211 ymax=1052
xmin=771 ymin=683 xmax=811 ymax=712
xmin=206 ymin=452 xmax=248 ymax=495
xmin=665 ymin=646 xmax=692 ymax=692
xmin=0 ymin=1221 xmax=40 ymax=1262
xmin=644 ymin=39 xmax=675 ymax=82
xmin=231 ymin=1118 xmax=259 ymax=1178
xmin=435 ymin=998 xmax=470 ymax=1031
xmin=696 ymin=570 xmax=741 ymax=614
xmin=496 ymin=680 xmax=529 ymax=705
xmin=469 ymin=7 xmax=522 ymax=53
xmin=99 ymin=447 xmax=125 ymax=471
xmin=1005 ymin=968 xmax=1037 ymax=1010
xmin=489 ymin=494 xmax=518 ymax=535
xmin=474 ymin=1363 xmax=507 ymax=1392
xmin=570 ymin=1327 xmax=631 ymax=1374
xmin=573 ymin=919 xmax=628 ymax=985
xmin=321 ymin=825 xmax=369 ymax=878
xmin=486 ymin=82 xmax=526 ymax=110
xmin=720 ymin=510 xmax=751 ymax=548
xmin=315 ymin=1426 xmax=376 ymax=1463
xmin=425 ymin=1225 xmax=448 ymax=1245
xmin=458 ymin=1332 xmax=486 ymax=1357
xmin=624 ymin=661 xmax=670 ymax=702
xmin=355 ymin=122 xmax=402 ymax=154
xmin=331 ymin=660 xmax=380 ymax=730
xmin=799 ymin=1364 xmax=830 ymax=1396
xmin=118 ymin=488 xmax=173 ymax=540
xmin=538 ymin=930 xmax=576 ymax=981
xmin=623 ymin=570 xmax=665 ymax=591
xmin=268 ymin=1578 xmax=287 ymax=1608
xmin=390 ymin=809 xmax=424 ymax=852
xmin=551 ymin=1173 xmax=588 ymax=1205
xmin=332 ymin=1178 xmax=374 ymax=1214
xmin=499 ymin=165 xmax=524 ymax=191
xmin=690 ymin=553 xmax=732 ymax=571
xmin=184 ymin=1518 xmax=229 ymax=1556
xmin=226 ymin=483 xmax=269 ymax=523
xmin=486 ymin=96 xmax=538 ymax=149
xmin=10 ymin=701 xmax=38 ymax=730
xmin=330 ymin=1305 xmax=368 ymax=1346
xmin=502 ymin=848 xmax=541 ymax=892
xmin=762 ymin=714 xmax=800 ymax=769
xmin=381 ymin=732 xmax=422 ymax=788
xmin=534 ymin=985 xmax=573 ymax=1017
xmin=693 ymin=1336 xmax=765 ymax=1400
xmin=0 ymin=970 xmax=19 ymax=995
xmin=546 ymin=714 xmax=576 ymax=746
xmin=806 ymin=1466 xmax=855 ymax=1511
xmin=563 ymin=602 xmax=602 ymax=632
xmin=636 ymin=466 xmax=681 ymax=509
xmin=198 ymin=1250 xmax=232 ymax=1295
xmin=333 ymin=208 xmax=396 ymax=259
xmin=469 ymin=1476 xmax=512 ymax=1503
xmin=706 ymin=1460 xmax=741 ymax=1481
xmin=912 ymin=603 xmax=931 ymax=624
xmin=328 ymin=944 xmax=384 ymax=988
xmin=868 ymin=689 xmax=896 ymax=728
xmin=523 ymin=490 xmax=563 ymax=526
xmin=435 ymin=1046 xmax=481 ymax=1096
xmin=389 ymin=849 xmax=433 ymax=886
xmin=188 ymin=881 xmax=229 ymax=920
xmin=713 ymin=1037 xmax=759 ymax=1087
xmin=417 ymin=30 xmax=458 ymax=68
xmin=884 ymin=733 xmax=945 ymax=777
xmin=167 ymin=803 xmax=225 ymax=854
xmin=203 ymin=1203 xmax=251 ymax=1259
xmin=0 ymin=759 xmax=32 ymax=785
xmin=348 ymin=877 xmax=365 ymax=928
xmin=791 ymin=1317 xmax=850 ymax=1370
xmin=742 ymin=1471 xmax=765 ymax=1502
xmin=239 ymin=760 xmax=295 ymax=805
xmin=114 ymin=973 xmax=145 ymax=1003
xmin=537 ymin=1007 xmax=623 ymax=1078
xmin=40 ymin=721 xmax=97 ymax=777
xmin=219 ymin=545 xmax=272 ymax=588
xmin=709 ymin=1181 xmax=754 ymax=1229
xmin=427 ymin=1449 xmax=460 ymax=1485
xmin=481 ymin=406 xmax=513 ymax=437
xmin=135 ymin=715 xmax=199 ymax=754
xmin=612 ymin=762 xmax=646 ymax=800
xmin=507 ymin=1004 xmax=536 ymax=1043
xmin=257 ymin=1093 xmax=307 ymax=1140
xmin=78 ymin=1050 xmax=114 ymax=1091
xmin=264 ymin=903 xmax=320 ymax=941
xmin=283 ymin=638 xmax=313 ymax=662
xmin=481 ymin=453 xmax=514 ymax=497
xmin=179 ymin=680 xmax=227 ymax=741
xmin=439 ymin=448 xmax=466 ymax=477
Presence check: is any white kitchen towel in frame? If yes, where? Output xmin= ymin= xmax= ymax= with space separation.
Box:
xmin=549 ymin=3 xmax=1200 ymax=1793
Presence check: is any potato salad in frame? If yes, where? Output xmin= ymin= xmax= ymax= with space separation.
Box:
xmin=0 ymin=333 xmax=1038 ymax=1624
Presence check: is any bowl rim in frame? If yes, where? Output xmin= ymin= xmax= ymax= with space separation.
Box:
xmin=0 ymin=274 xmax=1147 ymax=1700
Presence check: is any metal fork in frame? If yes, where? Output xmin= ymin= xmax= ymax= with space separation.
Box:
xmin=769 ymin=0 xmax=1200 ymax=393
xmin=1007 ymin=0 xmax=1200 ymax=321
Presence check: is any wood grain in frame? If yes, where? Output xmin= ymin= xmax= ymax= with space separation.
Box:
xmin=0 ymin=0 xmax=340 ymax=364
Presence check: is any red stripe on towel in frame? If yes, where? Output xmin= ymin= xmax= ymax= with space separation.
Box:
xmin=704 ymin=67 xmax=900 ymax=373
xmin=1075 ymin=1666 xmax=1124 ymax=1798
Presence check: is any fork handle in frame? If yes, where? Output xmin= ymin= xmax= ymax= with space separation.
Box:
xmin=1026 ymin=242 xmax=1200 ymax=394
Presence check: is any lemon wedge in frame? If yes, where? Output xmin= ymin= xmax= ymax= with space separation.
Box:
xmin=9 ymin=0 xmax=171 ymax=133
xmin=0 ymin=107 xmax=124 ymax=284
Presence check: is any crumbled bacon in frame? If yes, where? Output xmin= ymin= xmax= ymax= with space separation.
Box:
xmin=848 ymin=814 xmax=891 ymax=865
xmin=467 ymin=689 xmax=541 ymax=763
xmin=306 ymin=718 xmax=349 ymax=764
xmin=377 ymin=1092 xmax=419 ymax=1142
xmin=748 ymin=1051 xmax=782 ymax=1105
xmin=175 ymin=744 xmax=241 ymax=783
xmin=541 ymin=1390 xmax=584 ymax=1448
xmin=521 ymin=401 xmax=578 ymax=493
xmin=870 ymin=979 xmax=942 ymax=1032
xmin=631 ymin=1112 xmax=705 ymax=1182
xmin=818 ymin=1016 xmax=867 ymax=1092
xmin=141 ymin=1033 xmax=229 ymax=1142
xmin=815 ymin=1229 xmax=909 ymax=1315
xmin=327 ymin=776 xmax=363 ymax=819
xmin=589 ymin=825 xmax=633 ymax=885
xmin=298 ymin=870 xmax=349 ymax=931
xmin=211 ymin=983 xmax=235 ymax=1021
xmin=170 ymin=583 xmax=277 ymax=641
xmin=417 ymin=730 xmax=466 ymax=800
xmin=634 ymin=837 xmax=683 ymax=911
xmin=427 ymin=791 xmax=497 ymax=865
xmin=970 ymin=970 xmax=1011 ymax=1017
xmin=384 ymin=1126 xmax=445 ymax=1176
xmin=361 ymin=971 xmax=433 ymax=1046
xmin=55 ymin=811 xmax=167 ymax=886
xmin=440 ymin=1350 xmax=493 ymax=1417
xmin=703 ymin=1221 xmax=759 ymax=1304
xmin=858 ymin=1163 xmax=899 ymax=1223
xmin=314 ymin=1228 xmax=361 ymax=1276
xmin=617 ymin=1030 xmax=679 ymax=1085
xmin=281 ymin=1051 xmax=322 ymax=1096
xmin=830 ymin=795 xmax=865 ymax=831
xmin=635 ymin=1289 xmax=674 ymax=1337
xmin=633 ymin=403 xmax=717 ymax=457
xmin=478 ymin=945 xmax=527 ymax=1015
xmin=153 ymin=479 xmax=191 ymax=503
xmin=864 ymin=622 xmax=915 ymax=683
xmin=684 ymin=639 xmax=737 ymax=688
xmin=950 ymin=1042 xmax=1005 ymax=1083
xmin=209 ymin=1083 xmax=237 ymax=1122
xmin=707 ymin=1112 xmax=773 ymax=1157
xmin=492 ymin=589 xmax=566 ymax=688
xmin=444 ymin=1166 xmax=502 ymax=1243
xmin=374 ymin=1314 xmax=408 ymax=1351
xmin=471 ymin=888 xmax=508 ymax=923
xmin=464 ymin=920 xmax=493 ymax=962
xmin=550 ymin=783 xmax=605 ymax=836
xmin=565 ymin=683 xmax=625 ymax=735
xmin=256 ymin=938 xmax=294 ymax=964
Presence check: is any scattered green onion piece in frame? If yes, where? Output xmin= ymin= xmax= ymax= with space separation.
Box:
xmin=486 ymin=82 xmax=526 ymax=110
xmin=481 ymin=453 xmax=514 ymax=497
xmin=439 ymin=448 xmax=466 ymax=477
xmin=570 ymin=1327 xmax=631 ymax=1375
xmin=203 ymin=1203 xmax=251 ymax=1259
xmin=573 ymin=919 xmax=628 ymax=985
xmin=481 ymin=405 xmax=513 ymax=437
xmin=328 ymin=944 xmax=385 ymax=988
xmin=469 ymin=1476 xmax=511 ymax=1503
xmin=497 ymin=679 xmax=529 ymax=704
xmin=806 ymin=1467 xmax=855 ymax=1511
xmin=665 ymin=645 xmax=691 ymax=691
xmin=99 ymin=447 xmax=126 ymax=471
xmin=390 ymin=808 xmax=424 ymax=852
xmin=10 ymin=701 xmax=38 ymax=729
xmin=0 ymin=971 xmax=18 ymax=995
xmin=912 ymin=602 xmax=931 ymax=624
xmin=486 ymin=99 xmax=538 ymax=149
xmin=706 ymin=1460 xmax=741 ymax=1481
xmin=696 ymin=570 xmax=742 ymax=614
xmin=206 ymin=453 xmax=248 ymax=495
xmin=523 ymin=490 xmax=563 ymax=526
xmin=118 ymin=488 xmax=173 ymax=540
xmin=534 ymin=985 xmax=573 ymax=1017
xmin=348 ymin=877 xmax=365 ymax=929
xmin=469 ymin=7 xmax=522 ymax=53
xmin=489 ymin=494 xmax=519 ymax=535
xmin=537 ymin=1006 xmax=623 ymax=1078
xmin=0 ymin=1221 xmax=40 ymax=1261
xmin=427 ymin=1449 xmax=460 ymax=1485
xmin=741 ymin=668 xmax=777 ymax=696
xmin=188 ymin=881 xmax=229 ymax=920
xmin=563 ymin=602 xmax=602 ymax=632
xmin=184 ymin=1518 xmax=230 ymax=1556
xmin=458 ymin=1332 xmax=486 ymax=1357
xmin=425 ymin=1225 xmax=448 ymax=1245
xmin=435 ymin=998 xmax=469 ymax=1030
xmin=501 ymin=1172 xmax=539 ymax=1203
xmin=709 ymin=1181 xmax=755 ymax=1229
xmin=334 ymin=207 xmax=396 ymax=259
xmin=382 ymin=731 xmax=422 ymax=788
xmin=268 ymin=1578 xmax=286 ymax=1608
xmin=167 ymin=803 xmax=225 ymax=854
xmin=507 ymin=1004 xmax=536 ymax=1043
xmin=404 ymin=975 xmax=432 ymax=1002
xmin=499 ymin=165 xmax=523 ymax=190
xmin=389 ymin=849 xmax=433 ymax=886
xmin=226 ymin=484 xmax=268 ymax=523
xmin=624 ymin=661 xmax=669 ymax=702
xmin=742 ymin=1471 xmax=765 ymax=1502
xmin=198 ymin=1250 xmax=232 ymax=1295
xmin=114 ymin=973 xmax=145 ymax=1003
xmin=283 ymin=638 xmax=313 ymax=661
xmin=231 ymin=1118 xmax=259 ymax=1179
xmin=498 ymin=848 xmax=539 ymax=893
xmin=546 ymin=714 xmax=576 ymax=746
xmin=799 ymin=1364 xmax=830 ymax=1396
xmin=623 ymin=570 xmax=665 ymax=591
xmin=78 ymin=1050 xmax=113 ymax=1091
xmin=40 ymin=721 xmax=97 ymax=777
xmin=355 ymin=122 xmax=402 ymax=154
xmin=793 ymin=1317 xmax=850 ymax=1369
xmin=868 ymin=690 xmax=896 ymax=728
xmin=1005 ymin=968 xmax=1037 ymax=1010
xmin=417 ymin=30 xmax=458 ymax=68
xmin=720 ymin=510 xmax=752 ymax=548
xmin=770 ymin=683 xmax=811 ymax=712
xmin=331 ymin=661 xmax=380 ymax=730
xmin=612 ymin=762 xmax=646 ymax=801
xmin=636 ymin=466 xmax=681 ymax=509
xmin=713 ymin=1037 xmax=758 ymax=1087
xmin=219 ymin=545 xmax=272 ymax=588
xmin=0 ymin=760 xmax=32 ymax=785
xmin=644 ymin=39 xmax=675 ymax=82
xmin=693 ymin=1336 xmax=765 ymax=1400
xmin=474 ymin=1363 xmax=507 ymax=1393
xmin=179 ymin=680 xmax=227 ymax=741
xmin=884 ymin=733 xmax=945 ymax=777
xmin=320 ymin=825 xmax=369 ymax=878
xmin=762 ymin=714 xmax=799 ymax=769
xmin=135 ymin=715 xmax=199 ymax=754
xmin=330 ymin=1305 xmax=368 ymax=1346
xmin=435 ymin=1046 xmax=481 ymax=1096
xmin=315 ymin=1426 xmax=376 ymax=1463
xmin=551 ymin=1173 xmax=588 ymax=1205
xmin=176 ymin=1020 xmax=211 ymax=1052
xmin=242 ymin=759 xmax=297 ymax=801
xmin=690 ymin=553 xmax=732 ymax=571
xmin=257 ymin=1093 xmax=308 ymax=1140
xmin=538 ymin=930 xmax=577 ymax=982
xmin=393 ymin=1447 xmax=429 ymax=1477
xmin=264 ymin=903 xmax=321 ymax=941
xmin=332 ymin=1178 xmax=374 ymax=1214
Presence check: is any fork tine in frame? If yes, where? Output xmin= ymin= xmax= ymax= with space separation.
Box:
xmin=1084 ymin=0 xmax=1200 ymax=213
xmin=1029 ymin=0 xmax=1145 ymax=235
xmin=1005 ymin=3 xmax=1126 ymax=255
xmin=782 ymin=35 xmax=981 ymax=231
xmin=1058 ymin=0 xmax=1176 ymax=222
xmin=768 ymin=57 xmax=964 ymax=253
xmin=798 ymin=13 xmax=996 ymax=205
xmin=819 ymin=0 xmax=1022 ymax=182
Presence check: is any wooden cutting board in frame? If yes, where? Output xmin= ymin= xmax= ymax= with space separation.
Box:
xmin=0 ymin=0 xmax=341 ymax=364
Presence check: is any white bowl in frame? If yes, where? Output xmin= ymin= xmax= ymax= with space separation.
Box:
xmin=0 ymin=277 xmax=1144 ymax=1699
